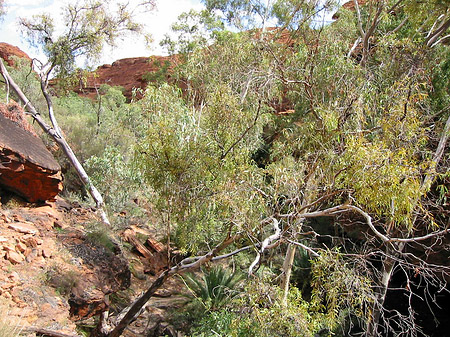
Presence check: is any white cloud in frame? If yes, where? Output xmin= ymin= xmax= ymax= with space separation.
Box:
xmin=1 ymin=0 xmax=205 ymax=66
xmin=97 ymin=0 xmax=205 ymax=64
xmin=7 ymin=0 xmax=48 ymax=5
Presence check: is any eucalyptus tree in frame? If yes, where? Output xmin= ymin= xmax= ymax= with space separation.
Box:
xmin=141 ymin=1 xmax=450 ymax=336
xmin=0 ymin=0 xmax=155 ymax=224
xmin=6 ymin=0 xmax=446 ymax=336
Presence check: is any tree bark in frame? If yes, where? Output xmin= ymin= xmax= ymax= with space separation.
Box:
xmin=24 ymin=327 xmax=81 ymax=337
xmin=280 ymin=191 xmax=313 ymax=304
xmin=426 ymin=17 xmax=450 ymax=47
xmin=280 ymin=242 xmax=296 ymax=305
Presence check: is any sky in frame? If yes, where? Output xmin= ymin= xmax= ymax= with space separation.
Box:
xmin=0 ymin=0 xmax=338 ymax=69
xmin=0 ymin=0 xmax=205 ymax=66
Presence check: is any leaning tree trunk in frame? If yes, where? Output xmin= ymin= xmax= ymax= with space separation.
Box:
xmin=280 ymin=192 xmax=312 ymax=305
xmin=98 ymin=234 xmax=240 ymax=337
xmin=280 ymin=242 xmax=297 ymax=305
xmin=0 ymin=58 xmax=110 ymax=225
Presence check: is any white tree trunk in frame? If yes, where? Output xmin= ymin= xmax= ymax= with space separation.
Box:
xmin=280 ymin=242 xmax=296 ymax=305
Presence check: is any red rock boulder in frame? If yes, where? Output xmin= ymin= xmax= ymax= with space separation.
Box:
xmin=77 ymin=55 xmax=179 ymax=101
xmin=0 ymin=100 xmax=38 ymax=136
xmin=0 ymin=42 xmax=31 ymax=67
xmin=0 ymin=114 xmax=63 ymax=202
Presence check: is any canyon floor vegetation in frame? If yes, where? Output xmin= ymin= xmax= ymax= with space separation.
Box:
xmin=1 ymin=0 xmax=450 ymax=336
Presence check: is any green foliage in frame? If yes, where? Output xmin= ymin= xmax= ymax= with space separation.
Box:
xmin=190 ymin=280 xmax=325 ymax=337
xmin=0 ymin=0 xmax=5 ymax=21
xmin=239 ymin=283 xmax=321 ymax=337
xmin=182 ymin=266 xmax=244 ymax=311
xmin=54 ymin=93 xmax=98 ymax=158
xmin=311 ymin=250 xmax=373 ymax=329
xmin=160 ymin=9 xmax=224 ymax=55
xmin=19 ymin=1 xmax=154 ymax=79
xmin=53 ymin=86 xmax=147 ymax=213
xmin=85 ymin=222 xmax=117 ymax=253
xmin=290 ymin=246 xmax=313 ymax=295
xmin=203 ymin=0 xmax=338 ymax=30
xmin=136 ymin=84 xmax=268 ymax=252
xmin=142 ymin=58 xmax=172 ymax=85
xmin=1 ymin=56 xmax=47 ymax=114
xmin=85 ymin=146 xmax=144 ymax=213
xmin=189 ymin=309 xmax=245 ymax=337
xmin=403 ymin=0 xmax=450 ymax=45
xmin=337 ymin=137 xmax=424 ymax=226
xmin=180 ymin=29 xmax=282 ymax=108
xmin=4 ymin=1 xmax=446 ymax=335
xmin=430 ymin=47 xmax=450 ymax=112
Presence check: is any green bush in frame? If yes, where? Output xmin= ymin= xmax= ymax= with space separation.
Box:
xmin=84 ymin=146 xmax=144 ymax=213
xmin=182 ymin=266 xmax=244 ymax=311
xmin=85 ymin=222 xmax=118 ymax=253
xmin=190 ymin=281 xmax=324 ymax=337
xmin=52 ymin=85 xmax=150 ymax=214
xmin=190 ymin=309 xmax=257 ymax=337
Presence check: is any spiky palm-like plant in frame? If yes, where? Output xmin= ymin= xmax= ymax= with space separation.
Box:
xmin=183 ymin=266 xmax=244 ymax=311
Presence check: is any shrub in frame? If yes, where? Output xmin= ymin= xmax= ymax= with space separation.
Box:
xmin=190 ymin=309 xmax=257 ymax=337
xmin=182 ymin=266 xmax=244 ymax=311
xmin=84 ymin=146 xmax=144 ymax=213
xmin=85 ymin=223 xmax=118 ymax=253
xmin=190 ymin=281 xmax=324 ymax=337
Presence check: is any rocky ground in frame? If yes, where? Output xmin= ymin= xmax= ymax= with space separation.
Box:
xmin=0 ymin=191 xmax=186 ymax=337
xmin=0 ymin=195 xmax=87 ymax=335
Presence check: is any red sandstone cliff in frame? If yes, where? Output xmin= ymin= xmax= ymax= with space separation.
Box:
xmin=0 ymin=42 xmax=31 ymax=67
xmin=77 ymin=55 xmax=180 ymax=101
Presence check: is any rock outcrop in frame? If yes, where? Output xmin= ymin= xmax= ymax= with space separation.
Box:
xmin=0 ymin=42 xmax=31 ymax=67
xmin=63 ymin=231 xmax=131 ymax=320
xmin=332 ymin=0 xmax=379 ymax=19
xmin=0 ymin=113 xmax=63 ymax=202
xmin=77 ymin=55 xmax=179 ymax=101
xmin=0 ymin=100 xmax=38 ymax=136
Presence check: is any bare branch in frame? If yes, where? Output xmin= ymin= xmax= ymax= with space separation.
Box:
xmin=423 ymin=113 xmax=450 ymax=189
xmin=249 ymin=218 xmax=281 ymax=275
xmin=343 ymin=205 xmax=390 ymax=243
xmin=347 ymin=36 xmax=362 ymax=58
xmin=221 ymin=100 xmax=262 ymax=160
xmin=426 ymin=15 xmax=450 ymax=47
xmin=107 ymin=233 xmax=241 ymax=337
xmin=285 ymin=238 xmax=320 ymax=257
xmin=388 ymin=228 xmax=450 ymax=243
xmin=24 ymin=327 xmax=81 ymax=337
xmin=430 ymin=33 xmax=450 ymax=47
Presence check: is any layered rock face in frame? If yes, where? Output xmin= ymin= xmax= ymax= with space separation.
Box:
xmin=0 ymin=113 xmax=63 ymax=202
xmin=0 ymin=100 xmax=38 ymax=136
xmin=78 ymin=55 xmax=178 ymax=100
xmin=0 ymin=42 xmax=31 ymax=67
xmin=0 ymin=44 xmax=62 ymax=202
